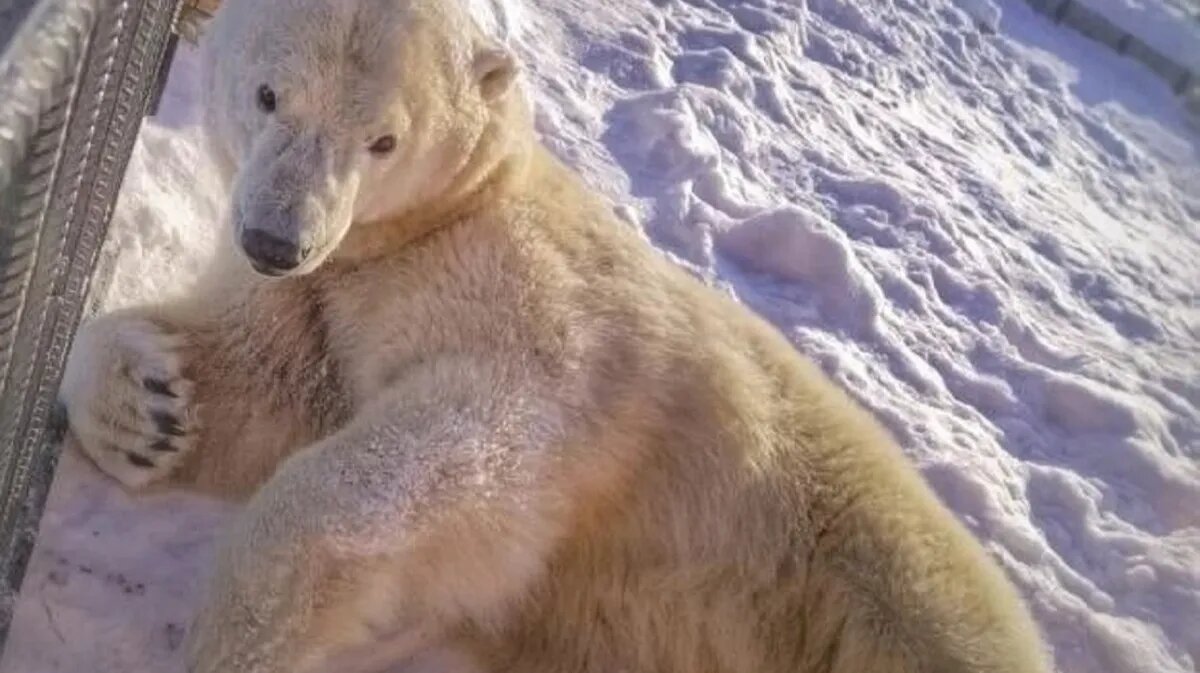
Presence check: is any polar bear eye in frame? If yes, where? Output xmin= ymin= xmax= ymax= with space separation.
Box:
xmin=368 ymin=135 xmax=397 ymax=156
xmin=256 ymin=85 xmax=277 ymax=113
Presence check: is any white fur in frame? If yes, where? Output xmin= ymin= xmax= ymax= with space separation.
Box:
xmin=61 ymin=317 xmax=197 ymax=489
xmin=60 ymin=0 xmax=1050 ymax=672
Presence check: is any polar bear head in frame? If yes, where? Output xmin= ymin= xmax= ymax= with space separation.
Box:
xmin=201 ymin=0 xmax=523 ymax=276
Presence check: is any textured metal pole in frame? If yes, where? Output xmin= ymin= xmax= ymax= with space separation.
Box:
xmin=0 ymin=0 xmax=182 ymax=654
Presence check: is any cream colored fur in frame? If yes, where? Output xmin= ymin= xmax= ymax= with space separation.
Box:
xmin=59 ymin=0 xmax=1050 ymax=671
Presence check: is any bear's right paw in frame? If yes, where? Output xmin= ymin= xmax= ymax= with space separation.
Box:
xmin=59 ymin=316 xmax=199 ymax=489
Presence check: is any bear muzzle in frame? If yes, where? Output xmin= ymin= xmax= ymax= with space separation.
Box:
xmin=232 ymin=129 xmax=360 ymax=277
xmin=240 ymin=227 xmax=312 ymax=276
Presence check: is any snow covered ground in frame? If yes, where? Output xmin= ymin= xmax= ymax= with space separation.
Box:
xmin=2 ymin=0 xmax=1198 ymax=671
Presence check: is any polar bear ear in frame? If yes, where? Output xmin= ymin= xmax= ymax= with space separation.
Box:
xmin=473 ymin=46 xmax=518 ymax=103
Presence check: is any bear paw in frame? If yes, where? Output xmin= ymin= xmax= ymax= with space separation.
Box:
xmin=59 ymin=316 xmax=199 ymax=489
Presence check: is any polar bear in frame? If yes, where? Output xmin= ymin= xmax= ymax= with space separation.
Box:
xmin=58 ymin=0 xmax=1049 ymax=671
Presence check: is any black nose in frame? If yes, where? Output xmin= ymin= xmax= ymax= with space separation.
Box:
xmin=240 ymin=228 xmax=306 ymax=274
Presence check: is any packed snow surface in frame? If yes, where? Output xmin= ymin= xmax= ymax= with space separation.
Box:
xmin=3 ymin=0 xmax=1198 ymax=671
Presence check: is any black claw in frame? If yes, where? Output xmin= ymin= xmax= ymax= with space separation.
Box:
xmin=150 ymin=438 xmax=178 ymax=453
xmin=143 ymin=377 xmax=178 ymax=398
xmin=150 ymin=410 xmax=186 ymax=437
xmin=47 ymin=401 xmax=69 ymax=445
xmin=126 ymin=452 xmax=155 ymax=468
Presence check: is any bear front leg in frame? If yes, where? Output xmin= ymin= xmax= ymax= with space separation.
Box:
xmin=61 ymin=278 xmax=340 ymax=499
xmin=185 ymin=360 xmax=564 ymax=673
xmin=59 ymin=310 xmax=199 ymax=489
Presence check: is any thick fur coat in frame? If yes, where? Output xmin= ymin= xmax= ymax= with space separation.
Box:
xmin=59 ymin=0 xmax=1050 ymax=671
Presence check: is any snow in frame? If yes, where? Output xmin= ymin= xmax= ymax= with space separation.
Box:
xmin=3 ymin=0 xmax=1198 ymax=671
